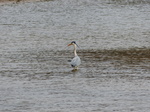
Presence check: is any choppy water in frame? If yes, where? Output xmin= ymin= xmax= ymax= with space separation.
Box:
xmin=0 ymin=0 xmax=150 ymax=112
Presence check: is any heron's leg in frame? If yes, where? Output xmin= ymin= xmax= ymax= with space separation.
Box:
xmin=75 ymin=66 xmax=78 ymax=70
xmin=72 ymin=66 xmax=78 ymax=71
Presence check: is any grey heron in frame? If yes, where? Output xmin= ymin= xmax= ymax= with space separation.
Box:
xmin=68 ymin=41 xmax=81 ymax=70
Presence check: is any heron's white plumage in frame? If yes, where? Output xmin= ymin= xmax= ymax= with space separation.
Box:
xmin=70 ymin=56 xmax=81 ymax=67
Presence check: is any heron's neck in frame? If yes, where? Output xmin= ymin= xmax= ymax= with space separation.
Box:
xmin=73 ymin=44 xmax=77 ymax=57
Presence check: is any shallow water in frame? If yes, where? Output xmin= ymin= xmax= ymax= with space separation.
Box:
xmin=0 ymin=0 xmax=150 ymax=112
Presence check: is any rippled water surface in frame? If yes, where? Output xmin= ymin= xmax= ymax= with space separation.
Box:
xmin=0 ymin=0 xmax=150 ymax=112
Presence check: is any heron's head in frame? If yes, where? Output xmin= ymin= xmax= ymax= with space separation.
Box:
xmin=68 ymin=41 xmax=76 ymax=46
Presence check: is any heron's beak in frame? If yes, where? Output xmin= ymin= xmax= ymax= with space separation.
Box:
xmin=68 ymin=43 xmax=72 ymax=46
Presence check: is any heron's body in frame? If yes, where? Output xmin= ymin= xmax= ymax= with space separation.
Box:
xmin=71 ymin=56 xmax=81 ymax=68
xmin=68 ymin=41 xmax=81 ymax=70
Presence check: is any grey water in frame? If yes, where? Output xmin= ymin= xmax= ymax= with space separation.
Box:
xmin=0 ymin=0 xmax=150 ymax=112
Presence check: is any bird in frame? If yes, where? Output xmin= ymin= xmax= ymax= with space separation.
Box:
xmin=68 ymin=41 xmax=81 ymax=70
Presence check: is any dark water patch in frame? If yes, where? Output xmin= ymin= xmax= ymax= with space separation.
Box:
xmin=0 ymin=47 xmax=149 ymax=80
xmin=78 ymin=48 xmax=150 ymax=64
xmin=109 ymin=0 xmax=150 ymax=5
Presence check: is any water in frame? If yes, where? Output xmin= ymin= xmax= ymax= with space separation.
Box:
xmin=0 ymin=0 xmax=150 ymax=111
